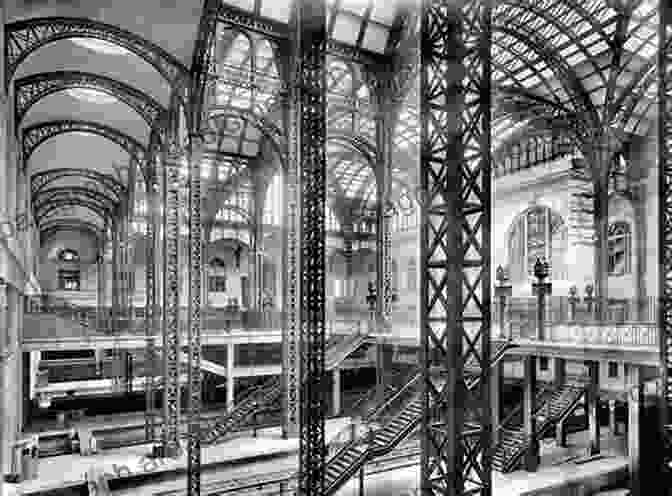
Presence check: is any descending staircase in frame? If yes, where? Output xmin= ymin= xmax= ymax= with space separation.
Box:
xmin=201 ymin=330 xmax=368 ymax=445
xmin=322 ymin=339 xmax=516 ymax=496
xmin=201 ymin=376 xmax=282 ymax=445
xmin=492 ymin=379 xmax=588 ymax=473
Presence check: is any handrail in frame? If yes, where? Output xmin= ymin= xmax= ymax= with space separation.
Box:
xmin=495 ymin=383 xmax=552 ymax=436
xmin=365 ymin=373 xmax=421 ymax=422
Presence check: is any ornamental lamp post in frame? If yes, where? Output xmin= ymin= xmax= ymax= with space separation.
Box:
xmin=494 ymin=265 xmax=513 ymax=340
xmin=584 ymin=282 xmax=595 ymax=319
xmin=532 ymin=258 xmax=552 ymax=341
xmin=568 ymin=285 xmax=579 ymax=322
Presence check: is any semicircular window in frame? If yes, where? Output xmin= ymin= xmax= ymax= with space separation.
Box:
xmin=59 ymin=249 xmax=80 ymax=263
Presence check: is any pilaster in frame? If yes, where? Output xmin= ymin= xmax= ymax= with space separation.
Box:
xmin=626 ymin=363 xmax=642 ymax=496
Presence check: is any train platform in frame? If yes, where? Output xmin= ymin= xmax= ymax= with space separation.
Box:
xmin=3 ymin=417 xmax=352 ymax=496
xmin=339 ymin=426 xmax=629 ymax=496
xmin=111 ymin=426 xmax=628 ymax=496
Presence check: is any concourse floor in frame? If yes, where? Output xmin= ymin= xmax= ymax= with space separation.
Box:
xmin=336 ymin=426 xmax=627 ymax=496
xmin=5 ymin=417 xmax=351 ymax=496
xmin=109 ymin=426 xmax=625 ymax=496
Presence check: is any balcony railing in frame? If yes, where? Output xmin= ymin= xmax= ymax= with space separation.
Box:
xmin=26 ymin=302 xmax=367 ymax=337
xmin=493 ymin=296 xmax=659 ymax=347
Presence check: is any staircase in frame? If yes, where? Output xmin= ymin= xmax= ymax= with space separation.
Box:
xmin=322 ymin=339 xmax=516 ymax=495
xmin=325 ymin=331 xmax=369 ymax=370
xmin=492 ymin=380 xmax=588 ymax=473
xmin=201 ymin=377 xmax=282 ymax=445
xmin=201 ymin=329 xmax=367 ymax=445
xmin=324 ymin=384 xmax=423 ymax=495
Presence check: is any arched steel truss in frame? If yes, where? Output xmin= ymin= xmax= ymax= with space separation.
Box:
xmin=5 ymin=17 xmax=188 ymax=89
xmin=14 ymin=71 xmax=166 ymax=127
xmin=205 ymin=109 xmax=288 ymax=163
xmin=22 ymin=119 xmax=146 ymax=170
xmin=31 ymin=168 xmax=125 ymax=200
xmin=39 ymin=219 xmax=106 ymax=244
xmin=33 ymin=186 xmax=120 ymax=226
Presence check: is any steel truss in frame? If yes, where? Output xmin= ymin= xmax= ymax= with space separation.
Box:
xmin=14 ymin=71 xmax=165 ymax=127
xmin=660 ymin=0 xmax=672 ymax=484
xmin=420 ymin=1 xmax=492 ymax=495
xmin=31 ymin=168 xmax=126 ymax=199
xmin=23 ymin=120 xmax=146 ymax=171
xmin=290 ymin=1 xmax=328 ymax=494
xmin=5 ymin=17 xmax=187 ymax=88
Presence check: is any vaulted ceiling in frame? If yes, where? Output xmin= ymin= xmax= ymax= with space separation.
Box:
xmin=4 ymin=0 xmax=662 ymax=249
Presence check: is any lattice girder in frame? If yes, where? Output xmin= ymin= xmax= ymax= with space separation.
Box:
xmin=23 ymin=120 xmax=146 ymax=171
xmin=5 ymin=17 xmax=188 ymax=88
xmin=420 ymin=1 xmax=492 ymax=495
xmin=14 ymin=71 xmax=166 ymax=127
xmin=31 ymin=168 xmax=125 ymax=200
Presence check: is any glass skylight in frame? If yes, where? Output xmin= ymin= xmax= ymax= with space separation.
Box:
xmin=68 ymin=88 xmax=118 ymax=104
xmin=71 ymin=38 xmax=130 ymax=56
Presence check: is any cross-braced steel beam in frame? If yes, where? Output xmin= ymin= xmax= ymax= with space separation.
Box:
xmin=23 ymin=120 xmax=146 ymax=173
xmin=420 ymin=1 xmax=492 ymax=494
xmin=659 ymin=0 xmax=672 ymax=486
xmin=289 ymin=0 xmax=327 ymax=493
xmin=14 ymin=71 xmax=165 ymax=127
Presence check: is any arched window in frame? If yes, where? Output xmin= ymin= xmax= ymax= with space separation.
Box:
xmin=507 ymin=206 xmax=568 ymax=283
xmin=208 ymin=258 xmax=228 ymax=293
xmin=325 ymin=204 xmax=341 ymax=232
xmin=59 ymin=249 xmax=79 ymax=263
xmin=608 ymin=222 xmax=631 ymax=275
xmin=58 ymin=249 xmax=81 ymax=290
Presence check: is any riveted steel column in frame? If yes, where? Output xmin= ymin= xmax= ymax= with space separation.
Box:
xmin=162 ymin=142 xmax=182 ymax=458
xmin=281 ymin=63 xmax=299 ymax=438
xmin=186 ymin=135 xmax=204 ymax=496
xmin=420 ymin=1 xmax=492 ymax=494
xmin=659 ymin=0 xmax=672 ymax=481
xmin=96 ymin=246 xmax=105 ymax=330
xmin=145 ymin=163 xmax=157 ymax=443
xmin=0 ymin=278 xmax=7 ymax=476
xmin=291 ymin=0 xmax=327 ymax=493
xmin=374 ymin=76 xmax=394 ymax=326
xmin=112 ymin=221 xmax=120 ymax=333
xmin=342 ymin=224 xmax=354 ymax=298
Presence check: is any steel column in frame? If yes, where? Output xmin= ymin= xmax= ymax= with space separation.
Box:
xmin=375 ymin=76 xmax=394 ymax=327
xmin=144 ymin=167 xmax=157 ymax=443
xmin=186 ymin=136 xmax=203 ymax=496
xmin=282 ymin=79 xmax=300 ymax=439
xmin=111 ymin=221 xmax=120 ymax=333
xmin=162 ymin=144 xmax=182 ymax=458
xmin=291 ymin=0 xmax=327 ymax=493
xmin=420 ymin=1 xmax=492 ymax=494
xmin=659 ymin=0 xmax=672 ymax=482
